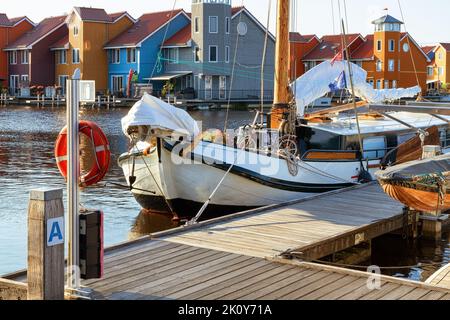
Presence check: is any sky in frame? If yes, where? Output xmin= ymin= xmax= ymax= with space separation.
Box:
xmin=1 ymin=0 xmax=449 ymax=45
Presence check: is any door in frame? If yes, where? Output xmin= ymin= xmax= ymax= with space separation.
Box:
xmin=219 ymin=76 xmax=226 ymax=100
xmin=112 ymin=76 xmax=124 ymax=95
xmin=205 ymin=76 xmax=212 ymax=100
xmin=59 ymin=75 xmax=69 ymax=95
xmin=9 ymin=75 xmax=19 ymax=95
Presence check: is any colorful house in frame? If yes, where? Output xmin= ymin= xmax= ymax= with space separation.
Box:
xmin=292 ymin=14 xmax=430 ymax=92
xmin=288 ymin=33 xmax=320 ymax=80
xmin=104 ymin=9 xmax=191 ymax=96
xmin=53 ymin=7 xmax=135 ymax=95
xmin=0 ymin=14 xmax=34 ymax=88
xmin=425 ymin=43 xmax=450 ymax=92
xmin=4 ymin=16 xmax=66 ymax=94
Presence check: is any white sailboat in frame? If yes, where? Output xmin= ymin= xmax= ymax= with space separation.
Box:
xmin=119 ymin=0 xmax=450 ymax=219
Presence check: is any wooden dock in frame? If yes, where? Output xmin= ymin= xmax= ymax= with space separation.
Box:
xmin=3 ymin=182 xmax=450 ymax=300
xmin=426 ymin=264 xmax=450 ymax=290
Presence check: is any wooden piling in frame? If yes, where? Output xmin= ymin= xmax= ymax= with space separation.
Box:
xmin=27 ymin=189 xmax=65 ymax=300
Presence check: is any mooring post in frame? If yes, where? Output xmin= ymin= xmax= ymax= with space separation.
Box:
xmin=27 ymin=188 xmax=65 ymax=300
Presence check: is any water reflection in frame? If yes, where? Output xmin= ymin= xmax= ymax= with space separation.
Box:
xmin=129 ymin=210 xmax=180 ymax=240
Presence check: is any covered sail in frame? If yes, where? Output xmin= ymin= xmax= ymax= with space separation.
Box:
xmin=292 ymin=60 xmax=421 ymax=116
xmin=121 ymin=93 xmax=200 ymax=138
xmin=376 ymin=154 xmax=450 ymax=212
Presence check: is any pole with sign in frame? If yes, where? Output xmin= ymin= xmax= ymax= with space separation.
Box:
xmin=66 ymin=69 xmax=96 ymax=292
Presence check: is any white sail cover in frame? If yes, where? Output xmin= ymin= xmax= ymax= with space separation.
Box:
xmin=121 ymin=93 xmax=200 ymax=137
xmin=292 ymin=60 xmax=422 ymax=116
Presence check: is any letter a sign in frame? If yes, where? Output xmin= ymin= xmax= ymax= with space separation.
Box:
xmin=47 ymin=217 xmax=65 ymax=247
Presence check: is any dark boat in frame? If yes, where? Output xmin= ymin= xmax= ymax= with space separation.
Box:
xmin=376 ymin=153 xmax=450 ymax=212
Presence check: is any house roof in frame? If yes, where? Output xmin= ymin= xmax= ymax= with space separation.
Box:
xmin=163 ymin=24 xmax=191 ymax=47
xmin=74 ymin=7 xmax=111 ymax=22
xmin=231 ymin=6 xmax=245 ymax=15
xmin=105 ymin=9 xmax=187 ymax=48
xmin=438 ymin=43 xmax=450 ymax=51
xmin=5 ymin=15 xmax=66 ymax=50
xmin=351 ymin=35 xmax=374 ymax=60
xmin=372 ymin=14 xmax=403 ymax=25
xmin=422 ymin=45 xmax=436 ymax=54
xmin=289 ymin=32 xmax=318 ymax=43
xmin=303 ymin=34 xmax=362 ymax=60
xmin=50 ymin=34 xmax=69 ymax=50
xmin=0 ymin=13 xmax=12 ymax=26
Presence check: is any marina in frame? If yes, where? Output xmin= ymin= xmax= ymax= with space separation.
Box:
xmin=2 ymin=0 xmax=450 ymax=306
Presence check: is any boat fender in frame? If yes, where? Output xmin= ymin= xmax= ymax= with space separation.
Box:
xmin=55 ymin=120 xmax=111 ymax=187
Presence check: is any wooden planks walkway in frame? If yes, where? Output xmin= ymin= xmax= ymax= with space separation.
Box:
xmin=154 ymin=183 xmax=405 ymax=260
xmin=426 ymin=264 xmax=450 ymax=290
xmin=80 ymin=240 xmax=450 ymax=300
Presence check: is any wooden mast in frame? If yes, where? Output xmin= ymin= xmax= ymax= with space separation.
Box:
xmin=271 ymin=0 xmax=291 ymax=129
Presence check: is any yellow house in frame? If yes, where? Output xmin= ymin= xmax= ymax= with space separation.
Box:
xmin=53 ymin=7 xmax=135 ymax=94
xmin=426 ymin=43 xmax=450 ymax=92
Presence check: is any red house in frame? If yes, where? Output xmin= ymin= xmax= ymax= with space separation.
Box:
xmin=0 ymin=13 xmax=34 ymax=88
xmin=4 ymin=15 xmax=67 ymax=94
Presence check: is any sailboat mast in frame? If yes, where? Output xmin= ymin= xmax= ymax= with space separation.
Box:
xmin=271 ymin=0 xmax=291 ymax=129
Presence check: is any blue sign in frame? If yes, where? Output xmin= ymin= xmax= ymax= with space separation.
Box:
xmin=47 ymin=217 xmax=65 ymax=247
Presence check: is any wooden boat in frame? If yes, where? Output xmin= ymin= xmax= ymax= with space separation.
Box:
xmin=376 ymin=154 xmax=450 ymax=212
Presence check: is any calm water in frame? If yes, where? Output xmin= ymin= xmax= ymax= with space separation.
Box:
xmin=0 ymin=105 xmax=449 ymax=281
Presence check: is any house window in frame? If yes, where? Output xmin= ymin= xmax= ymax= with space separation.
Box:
xmin=73 ymin=25 xmax=79 ymax=36
xmin=209 ymin=45 xmax=218 ymax=62
xmin=9 ymin=51 xmax=17 ymax=64
xmin=168 ymin=48 xmax=179 ymax=64
xmin=185 ymin=75 xmax=192 ymax=88
xmin=376 ymin=60 xmax=382 ymax=72
xmin=194 ymin=17 xmax=200 ymax=33
xmin=377 ymin=40 xmax=382 ymax=51
xmin=439 ymin=52 xmax=443 ymax=60
xmin=225 ymin=46 xmax=230 ymax=63
xmin=209 ymin=16 xmax=218 ymax=33
xmin=127 ymin=48 xmax=136 ymax=63
xmin=439 ymin=67 xmax=444 ymax=76
xmin=384 ymin=80 xmax=389 ymax=89
xmin=392 ymin=80 xmax=397 ymax=88
xmin=109 ymin=49 xmax=120 ymax=64
xmin=112 ymin=76 xmax=124 ymax=94
xmin=388 ymin=59 xmax=395 ymax=72
xmin=427 ymin=66 xmax=434 ymax=76
xmin=57 ymin=50 xmax=67 ymax=64
xmin=225 ymin=17 xmax=230 ymax=34
xmin=20 ymin=75 xmax=29 ymax=85
xmin=72 ymin=48 xmax=80 ymax=64
xmin=20 ymin=50 xmax=29 ymax=64
xmin=368 ymin=79 xmax=374 ymax=87
xmin=9 ymin=75 xmax=19 ymax=94
xmin=194 ymin=47 xmax=200 ymax=63
xmin=376 ymin=79 xmax=381 ymax=89
xmin=388 ymin=40 xmax=395 ymax=52
xmin=59 ymin=75 xmax=69 ymax=94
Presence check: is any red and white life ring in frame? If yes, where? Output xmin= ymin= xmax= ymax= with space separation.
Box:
xmin=55 ymin=120 xmax=111 ymax=187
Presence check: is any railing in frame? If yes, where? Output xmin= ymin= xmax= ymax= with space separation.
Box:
xmin=154 ymin=89 xmax=274 ymax=102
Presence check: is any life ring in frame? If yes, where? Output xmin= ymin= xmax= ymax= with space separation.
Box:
xmin=55 ymin=120 xmax=111 ymax=187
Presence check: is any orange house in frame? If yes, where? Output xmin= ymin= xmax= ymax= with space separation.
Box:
xmin=289 ymin=33 xmax=320 ymax=80
xmin=424 ymin=43 xmax=450 ymax=91
xmin=53 ymin=7 xmax=135 ymax=94
xmin=292 ymin=15 xmax=430 ymax=93
xmin=0 ymin=14 xmax=34 ymax=87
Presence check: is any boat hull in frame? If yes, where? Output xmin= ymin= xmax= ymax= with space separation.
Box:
xmin=118 ymin=149 xmax=170 ymax=213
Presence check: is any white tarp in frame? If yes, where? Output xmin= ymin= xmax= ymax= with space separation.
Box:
xmin=122 ymin=93 xmax=200 ymax=137
xmin=292 ymin=60 xmax=422 ymax=116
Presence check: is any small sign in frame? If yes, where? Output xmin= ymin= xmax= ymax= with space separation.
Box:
xmin=80 ymin=81 xmax=96 ymax=102
xmin=47 ymin=217 xmax=65 ymax=247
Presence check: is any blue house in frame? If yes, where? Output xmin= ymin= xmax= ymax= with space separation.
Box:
xmin=104 ymin=9 xmax=190 ymax=96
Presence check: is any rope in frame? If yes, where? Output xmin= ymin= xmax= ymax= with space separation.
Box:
xmin=149 ymin=0 xmax=178 ymax=81
xmin=397 ymin=0 xmax=421 ymax=92
xmin=260 ymin=0 xmax=272 ymax=124
xmin=331 ymin=0 xmax=335 ymax=34
xmin=224 ymin=0 xmax=245 ymax=134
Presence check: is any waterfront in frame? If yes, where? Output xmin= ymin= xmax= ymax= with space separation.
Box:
xmin=0 ymin=105 xmax=449 ymax=281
